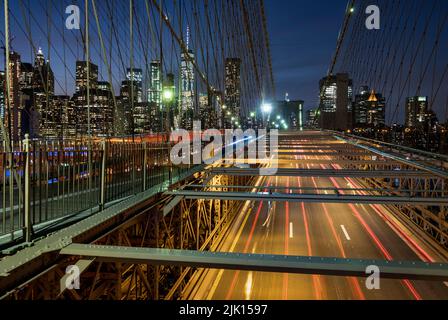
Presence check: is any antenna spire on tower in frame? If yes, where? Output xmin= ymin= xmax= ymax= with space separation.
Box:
xmin=186 ymin=25 xmax=190 ymax=50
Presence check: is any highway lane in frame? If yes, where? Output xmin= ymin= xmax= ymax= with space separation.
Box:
xmin=312 ymin=152 xmax=448 ymax=299
xmin=189 ymin=135 xmax=448 ymax=300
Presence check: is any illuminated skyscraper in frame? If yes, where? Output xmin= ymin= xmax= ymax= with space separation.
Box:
xmin=224 ymin=58 xmax=241 ymax=126
xmin=126 ymin=68 xmax=143 ymax=103
xmin=199 ymin=93 xmax=217 ymax=129
xmin=405 ymin=96 xmax=431 ymax=128
xmin=0 ymin=72 xmax=4 ymax=121
xmin=353 ymin=86 xmax=385 ymax=128
xmin=180 ymin=26 xmax=195 ymax=123
xmin=73 ymin=60 xmax=100 ymax=136
xmin=32 ymin=48 xmax=55 ymax=137
xmin=53 ymin=95 xmax=76 ymax=137
xmin=319 ymin=73 xmax=353 ymax=130
xmin=120 ymin=79 xmax=141 ymax=135
xmin=124 ymin=68 xmax=145 ymax=134
xmin=306 ymin=109 xmax=317 ymax=128
xmin=34 ymin=47 xmax=45 ymax=68
xmin=5 ymin=51 xmax=22 ymax=141
xmin=148 ymin=60 xmax=161 ymax=107
xmin=75 ymin=61 xmax=98 ymax=92
xmin=20 ymin=63 xmax=33 ymax=90
xmin=32 ymin=49 xmax=54 ymax=93
xmin=97 ymin=81 xmax=114 ymax=136
xmin=404 ymin=96 xmax=439 ymax=151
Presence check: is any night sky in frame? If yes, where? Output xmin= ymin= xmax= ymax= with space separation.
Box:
xmin=3 ymin=0 xmax=447 ymax=122
xmin=3 ymin=0 xmax=348 ymax=114
xmin=264 ymin=0 xmax=348 ymax=110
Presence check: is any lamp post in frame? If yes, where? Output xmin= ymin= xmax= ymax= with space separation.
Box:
xmin=162 ymin=85 xmax=175 ymax=131
xmin=261 ymin=103 xmax=273 ymax=129
xmin=163 ymin=87 xmax=174 ymax=101
xmin=249 ymin=112 xmax=256 ymax=129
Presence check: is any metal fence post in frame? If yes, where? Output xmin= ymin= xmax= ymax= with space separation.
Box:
xmin=143 ymin=142 xmax=147 ymax=191
xmin=132 ymin=143 xmax=137 ymax=195
xmin=100 ymin=140 xmax=107 ymax=211
xmin=166 ymin=143 xmax=172 ymax=186
xmin=23 ymin=134 xmax=31 ymax=243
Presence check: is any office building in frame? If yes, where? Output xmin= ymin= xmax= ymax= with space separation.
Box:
xmin=224 ymin=58 xmax=241 ymax=127
xmin=126 ymin=68 xmax=143 ymax=103
xmin=4 ymin=51 xmax=22 ymax=141
xmin=148 ymin=60 xmax=161 ymax=108
xmin=73 ymin=61 xmax=111 ymax=136
xmin=353 ymin=86 xmax=385 ymax=128
xmin=405 ymin=96 xmax=431 ymax=128
xmin=0 ymin=71 xmax=5 ymax=121
xmin=180 ymin=27 xmax=195 ymax=125
xmin=32 ymin=48 xmax=55 ymax=137
xmin=319 ymin=73 xmax=353 ymax=130
xmin=75 ymin=61 xmax=98 ymax=92
xmin=120 ymin=78 xmax=141 ymax=135
xmin=306 ymin=109 xmax=317 ymax=128
xmin=97 ymin=81 xmax=114 ymax=136
xmin=199 ymin=93 xmax=218 ymax=129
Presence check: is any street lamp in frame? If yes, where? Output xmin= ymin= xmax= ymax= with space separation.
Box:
xmin=261 ymin=103 xmax=273 ymax=114
xmin=261 ymin=103 xmax=273 ymax=129
xmin=162 ymin=85 xmax=175 ymax=132
xmin=163 ymin=87 xmax=174 ymax=102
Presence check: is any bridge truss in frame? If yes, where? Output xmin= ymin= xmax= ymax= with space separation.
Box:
xmin=1 ymin=131 xmax=448 ymax=300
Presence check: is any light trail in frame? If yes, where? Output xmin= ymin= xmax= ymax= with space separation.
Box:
xmin=297 ymin=166 xmax=324 ymax=300
xmin=198 ymin=134 xmax=448 ymax=301
xmin=340 ymin=225 xmax=351 ymax=241
xmin=206 ymin=176 xmax=266 ymax=300
xmin=328 ymin=169 xmax=422 ymax=300
xmin=344 ymin=175 xmax=435 ymax=263
xmin=225 ymin=179 xmax=272 ymax=300
xmin=244 ymin=272 xmax=253 ymax=301
xmin=311 ymin=172 xmax=365 ymax=300
xmin=283 ymin=177 xmax=290 ymax=300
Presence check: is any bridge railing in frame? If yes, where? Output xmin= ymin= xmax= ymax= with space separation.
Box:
xmin=0 ymin=136 xmax=193 ymax=244
xmin=331 ymin=131 xmax=448 ymax=175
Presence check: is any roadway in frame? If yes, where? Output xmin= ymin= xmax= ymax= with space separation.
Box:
xmin=187 ymin=133 xmax=448 ymax=300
